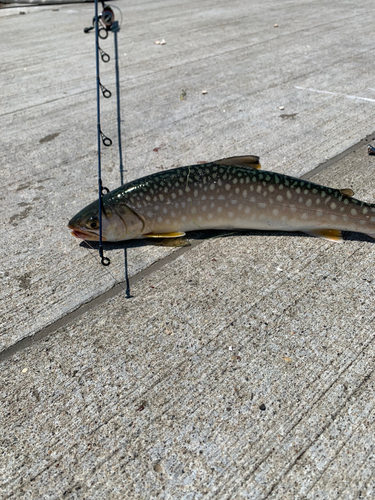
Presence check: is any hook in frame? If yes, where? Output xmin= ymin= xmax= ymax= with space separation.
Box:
xmin=101 ymin=256 xmax=111 ymax=266
xmin=101 ymin=186 xmax=110 ymax=194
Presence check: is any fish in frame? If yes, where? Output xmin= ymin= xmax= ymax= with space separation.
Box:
xmin=68 ymin=155 xmax=375 ymax=243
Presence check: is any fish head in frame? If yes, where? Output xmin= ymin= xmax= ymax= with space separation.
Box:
xmin=68 ymin=198 xmax=144 ymax=242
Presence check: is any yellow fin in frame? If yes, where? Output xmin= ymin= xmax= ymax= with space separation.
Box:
xmin=304 ymin=229 xmax=344 ymax=242
xmin=144 ymin=231 xmax=186 ymax=238
xmin=340 ymin=188 xmax=354 ymax=197
xmin=152 ymin=237 xmax=190 ymax=247
xmin=213 ymin=155 xmax=261 ymax=170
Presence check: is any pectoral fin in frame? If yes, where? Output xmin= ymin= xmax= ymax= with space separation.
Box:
xmin=340 ymin=188 xmax=354 ymax=197
xmin=304 ymin=229 xmax=344 ymax=242
xmin=213 ymin=155 xmax=261 ymax=170
xmin=144 ymin=231 xmax=186 ymax=238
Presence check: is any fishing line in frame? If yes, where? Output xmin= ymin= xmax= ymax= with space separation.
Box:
xmin=82 ymin=239 xmax=130 ymax=295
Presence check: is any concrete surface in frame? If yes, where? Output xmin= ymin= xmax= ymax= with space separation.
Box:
xmin=1 ymin=0 xmax=375 ymax=498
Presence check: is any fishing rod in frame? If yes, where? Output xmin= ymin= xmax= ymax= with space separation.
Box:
xmin=84 ymin=0 xmax=125 ymax=264
xmin=84 ymin=0 xmax=131 ymax=296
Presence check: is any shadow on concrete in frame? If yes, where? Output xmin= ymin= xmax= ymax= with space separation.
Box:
xmin=80 ymin=229 xmax=375 ymax=251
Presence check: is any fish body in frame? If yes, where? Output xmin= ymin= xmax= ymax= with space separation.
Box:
xmin=68 ymin=156 xmax=375 ymax=242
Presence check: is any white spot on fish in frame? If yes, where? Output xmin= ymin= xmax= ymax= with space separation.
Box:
xmin=235 ymin=187 xmax=240 ymax=194
xmin=360 ymin=219 xmax=366 ymax=225
xmin=181 ymin=215 xmax=187 ymax=222
xmin=233 ymin=178 xmax=238 ymax=184
xmin=171 ymin=211 xmax=176 ymax=218
xmin=256 ymin=186 xmax=262 ymax=193
xmin=211 ymin=202 xmax=216 ymax=208
xmin=159 ymin=194 xmax=164 ymax=201
xmin=202 ymin=205 xmax=207 ymax=212
xmin=290 ymin=205 xmax=297 ymax=213
xmin=316 ymin=198 xmax=321 ymax=205
xmin=243 ymin=190 xmax=248 ymax=198
xmin=240 ymin=178 xmax=244 ymax=184
xmin=269 ymin=186 xmax=274 ymax=192
xmin=191 ymin=207 xmax=196 ymax=214
xmin=218 ymin=180 xmax=222 ymax=187
xmin=194 ymin=189 xmax=198 ymax=197
xmin=301 ymin=213 xmax=309 ymax=220
xmin=157 ymin=216 xmax=163 ymax=223
xmin=272 ymin=208 xmax=279 ymax=216
xmin=298 ymin=197 xmax=304 ymax=204
xmin=179 ymin=189 xmax=183 ymax=196
xmin=296 ymin=187 xmax=301 ymax=194
xmin=185 ymin=186 xmax=191 ymax=193
xmin=351 ymin=208 xmax=357 ymax=216
xmin=181 ymin=202 xmax=186 ymax=208
xmin=286 ymin=191 xmax=292 ymax=200
xmin=330 ymin=214 xmax=337 ymax=221
xmin=201 ymin=195 xmax=207 ymax=201
xmin=208 ymin=213 xmax=213 ymax=219
xmin=246 ymin=177 xmax=250 ymax=184
xmin=245 ymin=207 xmax=250 ymax=214
xmin=363 ymin=207 xmax=368 ymax=214
xmin=276 ymin=195 xmax=283 ymax=202
xmin=228 ymin=211 xmax=234 ymax=217
xmin=306 ymin=199 xmax=312 ymax=207
xmin=147 ymin=211 xmax=153 ymax=217
xmin=217 ymin=206 xmax=223 ymax=213
xmin=163 ymin=207 xmax=168 ymax=214
xmin=171 ymin=193 xmax=176 ymax=199
xmin=225 ymin=184 xmax=231 ymax=191
xmin=218 ymin=195 xmax=225 ymax=200
xmin=331 ymin=202 xmax=337 ymax=210
xmin=316 ymin=209 xmax=323 ymax=217
xmin=258 ymin=202 xmax=266 ymax=208
xmin=279 ymin=184 xmax=284 ymax=190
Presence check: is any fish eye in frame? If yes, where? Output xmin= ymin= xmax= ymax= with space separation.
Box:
xmin=88 ymin=218 xmax=99 ymax=229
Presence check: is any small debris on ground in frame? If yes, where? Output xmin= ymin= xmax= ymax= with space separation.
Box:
xmin=274 ymin=24 xmax=278 ymax=27
xmin=202 ymin=90 xmax=208 ymax=94
xmin=154 ymin=39 xmax=166 ymax=45
xmin=279 ymin=106 xmax=284 ymax=110
xmin=180 ymin=89 xmax=187 ymax=100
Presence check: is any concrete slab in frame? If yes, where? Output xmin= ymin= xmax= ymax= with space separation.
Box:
xmin=2 ymin=0 xmax=375 ymax=498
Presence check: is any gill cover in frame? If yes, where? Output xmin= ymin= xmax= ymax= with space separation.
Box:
xmin=114 ymin=202 xmax=145 ymax=240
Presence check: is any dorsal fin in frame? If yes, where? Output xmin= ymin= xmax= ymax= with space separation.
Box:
xmin=340 ymin=188 xmax=354 ymax=197
xmin=213 ymin=155 xmax=261 ymax=170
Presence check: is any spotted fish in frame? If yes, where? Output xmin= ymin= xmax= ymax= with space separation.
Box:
xmin=68 ymin=155 xmax=375 ymax=242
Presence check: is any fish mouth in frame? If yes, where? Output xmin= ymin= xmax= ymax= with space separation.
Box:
xmin=69 ymin=228 xmax=106 ymax=241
